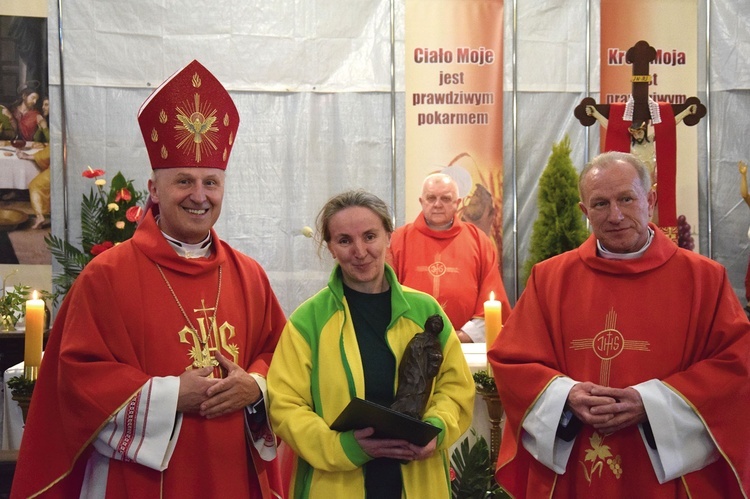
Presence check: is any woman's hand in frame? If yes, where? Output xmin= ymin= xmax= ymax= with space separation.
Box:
xmin=405 ymin=436 xmax=437 ymax=461
xmin=354 ymin=428 xmax=437 ymax=461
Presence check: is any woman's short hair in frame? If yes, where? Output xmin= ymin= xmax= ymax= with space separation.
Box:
xmin=315 ymin=189 xmax=393 ymax=253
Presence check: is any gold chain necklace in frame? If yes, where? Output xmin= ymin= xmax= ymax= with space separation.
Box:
xmin=156 ymin=263 xmax=222 ymax=352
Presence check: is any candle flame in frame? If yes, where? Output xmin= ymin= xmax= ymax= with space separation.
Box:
xmin=489 ymin=291 xmax=495 ymax=301
xmin=32 ymin=290 xmax=38 ymax=300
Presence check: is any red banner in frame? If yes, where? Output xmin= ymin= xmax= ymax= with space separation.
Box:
xmin=599 ymin=0 xmax=700 ymax=239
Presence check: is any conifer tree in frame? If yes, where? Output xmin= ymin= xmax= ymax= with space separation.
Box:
xmin=523 ymin=136 xmax=589 ymax=282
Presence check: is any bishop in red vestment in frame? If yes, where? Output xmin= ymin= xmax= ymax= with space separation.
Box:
xmin=11 ymin=60 xmax=287 ymax=498
xmin=489 ymin=151 xmax=750 ymax=498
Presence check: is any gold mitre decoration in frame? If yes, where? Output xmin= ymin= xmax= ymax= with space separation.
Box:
xmin=137 ymin=60 xmax=239 ymax=170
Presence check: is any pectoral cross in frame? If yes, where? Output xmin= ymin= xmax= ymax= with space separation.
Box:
xmin=177 ymin=299 xmax=238 ymax=378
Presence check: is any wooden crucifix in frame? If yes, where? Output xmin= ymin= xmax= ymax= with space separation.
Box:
xmin=574 ymin=40 xmax=706 ymax=236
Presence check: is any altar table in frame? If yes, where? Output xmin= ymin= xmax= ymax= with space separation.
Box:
xmin=0 ymin=143 xmax=43 ymax=190
xmin=457 ymin=342 xmax=495 ymax=450
xmin=1 ymin=361 xmax=24 ymax=451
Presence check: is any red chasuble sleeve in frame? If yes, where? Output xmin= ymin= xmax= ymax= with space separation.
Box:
xmin=12 ymin=270 xmax=153 ymax=498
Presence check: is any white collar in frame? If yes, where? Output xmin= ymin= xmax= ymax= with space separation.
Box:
xmin=155 ymin=214 xmax=212 ymax=258
xmin=597 ymin=227 xmax=654 ymax=260
xmin=159 ymin=231 xmax=212 ymax=260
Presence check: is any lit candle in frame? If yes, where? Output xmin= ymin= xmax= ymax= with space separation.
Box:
xmin=484 ymin=291 xmax=502 ymax=347
xmin=24 ymin=290 xmax=44 ymax=380
xmin=484 ymin=291 xmax=502 ymax=375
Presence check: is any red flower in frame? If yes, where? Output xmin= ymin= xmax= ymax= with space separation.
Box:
xmin=126 ymin=205 xmax=143 ymax=223
xmin=90 ymin=241 xmax=114 ymax=256
xmin=115 ymin=188 xmax=132 ymax=202
xmin=449 ymin=467 xmax=456 ymax=481
xmin=82 ymin=167 xmax=105 ymax=178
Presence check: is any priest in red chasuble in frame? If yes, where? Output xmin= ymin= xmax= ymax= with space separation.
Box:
xmin=489 ymin=151 xmax=750 ymax=498
xmin=387 ymin=173 xmax=511 ymax=343
xmin=12 ymin=60 xmax=287 ymax=498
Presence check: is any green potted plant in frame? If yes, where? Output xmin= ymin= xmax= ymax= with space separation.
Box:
xmin=0 ymin=269 xmax=31 ymax=331
xmin=473 ymin=370 xmax=504 ymax=473
xmin=473 ymin=370 xmax=497 ymax=396
xmin=448 ymin=372 xmax=511 ymax=498
xmin=7 ymin=375 xmax=35 ymax=422
xmin=45 ymin=168 xmax=145 ymax=304
xmin=450 ymin=429 xmax=500 ymax=498
xmin=0 ymin=269 xmax=53 ymax=331
xmin=474 ymin=370 xmax=502 ymax=423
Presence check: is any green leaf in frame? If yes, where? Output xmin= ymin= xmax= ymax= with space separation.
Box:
xmin=80 ymin=188 xmax=107 ymax=253
xmin=45 ymin=170 xmax=147 ymax=304
xmin=472 ymin=370 xmax=497 ymax=394
xmin=451 ymin=430 xmax=498 ymax=499
xmin=7 ymin=375 xmax=35 ymax=397
xmin=44 ymin=234 xmax=91 ymax=302
xmin=0 ymin=282 xmax=32 ymax=326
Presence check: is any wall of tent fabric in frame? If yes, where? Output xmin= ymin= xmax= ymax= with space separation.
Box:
xmin=45 ymin=0 xmax=750 ymax=314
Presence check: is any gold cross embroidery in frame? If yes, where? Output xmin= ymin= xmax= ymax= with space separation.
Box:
xmin=415 ymin=252 xmax=460 ymax=298
xmin=570 ymin=308 xmax=650 ymax=386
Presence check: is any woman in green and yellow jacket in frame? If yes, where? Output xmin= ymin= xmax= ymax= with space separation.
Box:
xmin=268 ymin=189 xmax=475 ymax=498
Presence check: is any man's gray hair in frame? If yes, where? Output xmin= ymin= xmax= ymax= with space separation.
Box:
xmin=578 ymin=151 xmax=652 ymax=201
xmin=422 ymin=173 xmax=459 ymax=198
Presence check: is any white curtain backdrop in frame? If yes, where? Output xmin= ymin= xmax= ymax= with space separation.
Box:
xmin=46 ymin=0 xmax=750 ymax=315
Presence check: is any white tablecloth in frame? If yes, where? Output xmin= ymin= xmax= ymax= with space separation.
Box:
xmin=461 ymin=342 xmax=489 ymax=373
xmin=0 ymin=146 xmax=42 ymax=190
xmin=459 ymin=343 xmax=493 ymax=447
xmin=1 ymin=361 xmax=24 ymax=450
